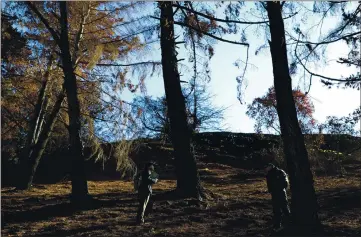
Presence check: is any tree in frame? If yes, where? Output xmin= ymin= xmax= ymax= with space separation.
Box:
xmin=152 ymin=1 xmax=252 ymax=198
xmin=321 ymin=108 xmax=360 ymax=136
xmin=1 ymin=13 xmax=27 ymax=73
xmin=131 ymin=96 xmax=170 ymax=140
xmin=289 ymin=2 xmax=361 ymax=90
xmin=186 ymin=87 xmax=226 ymax=133
xmin=20 ymin=88 xmax=66 ymax=189
xmin=132 ymin=88 xmax=225 ymax=140
xmin=288 ymin=2 xmax=360 ymax=141
xmin=246 ymin=87 xmax=316 ymax=134
xmin=24 ymin=1 xmax=89 ymax=202
xmin=158 ymin=1 xmax=204 ymax=198
xmin=1 ymin=15 xmax=68 ymax=188
xmin=265 ymin=1 xmax=321 ymax=230
xmin=15 ymin=0 xmax=144 ymax=202
xmin=191 ymin=1 xmax=322 ymax=229
xmin=3 ymin=1 xmax=148 ymax=193
xmin=1 ymin=12 xmax=31 ymax=162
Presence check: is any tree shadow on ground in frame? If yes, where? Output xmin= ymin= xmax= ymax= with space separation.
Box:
xmin=318 ymin=186 xmax=361 ymax=236
xmin=2 ymin=192 xmax=135 ymax=226
xmin=323 ymin=224 xmax=361 ymax=236
xmin=36 ymin=224 xmax=110 ymax=237
xmin=2 ymin=164 xmax=361 ymax=237
xmin=199 ymin=166 xmax=264 ymax=186
xmin=268 ymin=186 xmax=361 ymax=237
xmin=318 ymin=186 xmax=361 ymax=211
xmin=2 ymin=201 xmax=75 ymax=226
xmin=203 ymin=173 xmax=263 ymax=186
xmin=148 ymin=195 xmax=273 ymax=233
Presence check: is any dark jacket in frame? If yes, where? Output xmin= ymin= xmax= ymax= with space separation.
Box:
xmin=138 ymin=170 xmax=157 ymax=194
xmin=266 ymin=167 xmax=289 ymax=193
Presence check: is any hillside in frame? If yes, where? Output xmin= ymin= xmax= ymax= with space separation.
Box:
xmin=2 ymin=132 xmax=361 ymax=236
xmin=2 ymin=132 xmax=360 ymax=186
xmin=2 ymin=155 xmax=361 ymax=236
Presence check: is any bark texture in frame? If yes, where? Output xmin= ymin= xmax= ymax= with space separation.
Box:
xmin=159 ymin=1 xmax=203 ymax=199
xmin=20 ymin=91 xmax=65 ymax=190
xmin=59 ymin=2 xmax=89 ymax=203
xmin=266 ymin=1 xmax=320 ymax=230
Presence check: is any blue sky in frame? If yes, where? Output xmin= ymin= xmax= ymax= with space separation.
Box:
xmin=3 ymin=1 xmax=358 ymax=137
xmin=127 ymin=2 xmax=360 ymax=135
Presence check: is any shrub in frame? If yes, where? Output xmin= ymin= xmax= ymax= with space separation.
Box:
xmin=264 ymin=134 xmax=348 ymax=176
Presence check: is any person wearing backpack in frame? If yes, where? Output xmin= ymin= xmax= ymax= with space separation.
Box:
xmin=134 ymin=162 xmax=158 ymax=224
xmin=264 ymin=163 xmax=291 ymax=230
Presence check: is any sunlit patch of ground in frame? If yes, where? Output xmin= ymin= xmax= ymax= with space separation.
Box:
xmin=2 ymin=163 xmax=360 ymax=236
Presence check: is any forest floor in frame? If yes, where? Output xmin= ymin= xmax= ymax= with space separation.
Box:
xmin=2 ymin=162 xmax=361 ymax=237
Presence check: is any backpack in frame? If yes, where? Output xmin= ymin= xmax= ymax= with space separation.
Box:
xmin=133 ymin=172 xmax=142 ymax=193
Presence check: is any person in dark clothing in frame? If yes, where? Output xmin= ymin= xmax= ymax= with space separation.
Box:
xmin=135 ymin=162 xmax=158 ymax=224
xmin=264 ymin=163 xmax=291 ymax=229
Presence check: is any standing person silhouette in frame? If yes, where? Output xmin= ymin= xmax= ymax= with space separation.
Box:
xmin=135 ymin=162 xmax=158 ymax=224
xmin=264 ymin=163 xmax=291 ymax=230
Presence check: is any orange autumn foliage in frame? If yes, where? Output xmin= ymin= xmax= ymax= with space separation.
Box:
xmin=246 ymin=87 xmax=316 ymax=134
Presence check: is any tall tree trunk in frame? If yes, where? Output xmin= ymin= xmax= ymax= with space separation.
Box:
xmin=266 ymin=2 xmax=320 ymax=230
xmin=159 ymin=1 xmax=203 ymax=199
xmin=17 ymin=54 xmax=53 ymax=189
xmin=18 ymin=90 xmax=66 ymax=190
xmin=191 ymin=36 xmax=198 ymax=132
xmin=59 ymin=2 xmax=89 ymax=204
xmin=22 ymin=55 xmax=53 ymax=159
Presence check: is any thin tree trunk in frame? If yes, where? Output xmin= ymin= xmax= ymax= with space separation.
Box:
xmin=266 ymin=2 xmax=321 ymax=230
xmin=159 ymin=1 xmax=203 ymax=199
xmin=23 ymin=55 xmax=53 ymax=158
xmin=34 ymin=94 xmax=50 ymax=144
xmin=59 ymin=2 xmax=89 ymax=204
xmin=17 ymin=55 xmax=53 ymax=189
xmin=32 ymin=60 xmax=53 ymax=145
xmin=19 ymin=90 xmax=66 ymax=190
xmin=191 ymin=35 xmax=198 ymax=132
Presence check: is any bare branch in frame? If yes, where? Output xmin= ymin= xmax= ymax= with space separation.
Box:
xmin=172 ymin=3 xmax=298 ymax=25
xmin=73 ymin=3 xmax=91 ymax=67
xmin=289 ymin=31 xmax=361 ymax=46
xmin=100 ymin=27 xmax=156 ymax=45
xmin=26 ymin=2 xmax=61 ymax=45
xmin=83 ymin=4 xmax=137 ymax=26
xmin=95 ymin=61 xmax=161 ymax=67
xmin=294 ymin=35 xmax=361 ymax=83
xmin=152 ymin=16 xmax=249 ymax=46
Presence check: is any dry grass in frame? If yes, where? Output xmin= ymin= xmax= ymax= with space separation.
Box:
xmin=2 ymin=162 xmax=361 ymax=237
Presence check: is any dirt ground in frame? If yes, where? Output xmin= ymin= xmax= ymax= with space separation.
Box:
xmin=2 ymin=162 xmax=361 ymax=236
